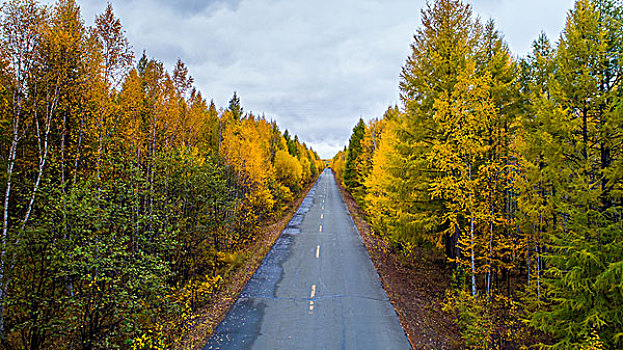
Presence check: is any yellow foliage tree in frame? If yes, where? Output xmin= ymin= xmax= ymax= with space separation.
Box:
xmin=300 ymin=156 xmax=311 ymax=183
xmin=220 ymin=116 xmax=276 ymax=215
xmin=274 ymin=149 xmax=303 ymax=189
xmin=364 ymin=111 xmax=401 ymax=238
xmin=330 ymin=150 xmax=346 ymax=185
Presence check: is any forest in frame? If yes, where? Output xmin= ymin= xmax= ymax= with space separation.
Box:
xmin=333 ymin=0 xmax=623 ymax=348
xmin=0 ymin=0 xmax=323 ymax=348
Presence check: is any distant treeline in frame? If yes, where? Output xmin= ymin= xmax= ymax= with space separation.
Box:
xmin=333 ymin=0 xmax=622 ymax=348
xmin=0 ymin=0 xmax=323 ymax=349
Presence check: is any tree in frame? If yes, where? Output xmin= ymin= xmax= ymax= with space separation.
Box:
xmin=274 ymin=150 xmax=303 ymax=189
xmin=91 ymin=3 xmax=132 ymax=184
xmin=529 ymin=1 xmax=623 ymax=348
xmin=363 ymin=107 xmax=402 ymax=238
xmin=332 ymin=0 xmax=623 ymax=348
xmin=0 ymin=0 xmax=45 ymax=338
xmin=330 ymin=149 xmax=346 ymax=185
xmin=0 ymin=1 xmax=321 ymax=348
xmin=343 ymin=118 xmax=365 ymax=191
xmin=228 ymin=91 xmax=243 ymax=121
xmin=516 ymin=32 xmax=556 ymax=299
xmin=397 ymin=0 xmax=480 ymax=261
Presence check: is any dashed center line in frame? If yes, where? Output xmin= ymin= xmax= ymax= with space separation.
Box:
xmin=316 ymin=245 xmax=320 ymax=259
xmin=309 ymin=284 xmax=316 ymax=311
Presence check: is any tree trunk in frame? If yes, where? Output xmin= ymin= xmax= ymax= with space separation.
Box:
xmin=22 ymin=83 xmax=56 ymax=232
xmin=468 ymin=161 xmax=476 ymax=297
xmin=0 ymin=87 xmax=26 ymax=337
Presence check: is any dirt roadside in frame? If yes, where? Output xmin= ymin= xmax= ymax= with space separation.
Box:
xmin=334 ymin=178 xmax=461 ymax=350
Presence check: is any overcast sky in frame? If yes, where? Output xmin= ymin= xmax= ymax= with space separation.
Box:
xmin=54 ymin=0 xmax=576 ymax=158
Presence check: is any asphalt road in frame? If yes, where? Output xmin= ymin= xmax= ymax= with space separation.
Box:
xmin=203 ymin=169 xmax=411 ymax=350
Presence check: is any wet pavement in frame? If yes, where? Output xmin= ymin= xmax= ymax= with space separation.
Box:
xmin=203 ymin=170 xmax=411 ymax=350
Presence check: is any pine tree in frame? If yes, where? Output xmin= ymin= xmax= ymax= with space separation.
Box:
xmin=529 ymin=1 xmax=623 ymax=348
xmin=516 ymin=32 xmax=556 ymax=299
xmin=473 ymin=19 xmax=520 ymax=300
xmin=228 ymin=91 xmax=243 ymax=121
xmin=397 ymin=0 xmax=480 ymax=260
xmin=343 ymin=118 xmax=365 ymax=191
xmin=363 ymin=107 xmax=403 ymax=238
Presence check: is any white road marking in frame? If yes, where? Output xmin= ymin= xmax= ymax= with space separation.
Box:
xmin=309 ymin=284 xmax=316 ymax=311
xmin=316 ymin=245 xmax=320 ymax=259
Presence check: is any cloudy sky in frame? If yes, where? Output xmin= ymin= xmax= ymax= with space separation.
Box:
xmin=55 ymin=0 xmax=576 ymax=158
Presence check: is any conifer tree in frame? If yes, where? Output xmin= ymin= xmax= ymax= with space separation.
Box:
xmin=228 ymin=91 xmax=243 ymax=121
xmin=516 ymin=32 xmax=556 ymax=298
xmin=397 ymin=0 xmax=480 ymax=260
xmin=363 ymin=107 xmax=403 ymax=238
xmin=529 ymin=1 xmax=623 ymax=347
xmin=473 ymin=19 xmax=520 ymax=300
xmin=343 ymin=118 xmax=365 ymax=192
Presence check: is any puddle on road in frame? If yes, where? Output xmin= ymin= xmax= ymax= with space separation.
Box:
xmin=296 ymin=186 xmax=315 ymax=214
xmin=281 ymin=185 xmax=316 ymax=235
xmin=282 ymin=227 xmax=301 ymax=235
xmin=239 ymin=182 xmax=318 ymax=299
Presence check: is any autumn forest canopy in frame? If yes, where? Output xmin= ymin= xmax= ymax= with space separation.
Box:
xmin=0 ymin=0 xmax=622 ymax=349
xmin=332 ymin=0 xmax=623 ymax=348
xmin=0 ymin=0 xmax=324 ymax=348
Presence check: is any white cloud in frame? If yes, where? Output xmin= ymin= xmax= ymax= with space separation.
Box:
xmin=470 ymin=0 xmax=575 ymax=56
xmin=45 ymin=0 xmax=575 ymax=158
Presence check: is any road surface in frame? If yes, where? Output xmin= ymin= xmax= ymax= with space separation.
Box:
xmin=204 ymin=170 xmax=411 ymax=350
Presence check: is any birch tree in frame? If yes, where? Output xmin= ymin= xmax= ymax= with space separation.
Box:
xmin=0 ymin=0 xmax=44 ymax=338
